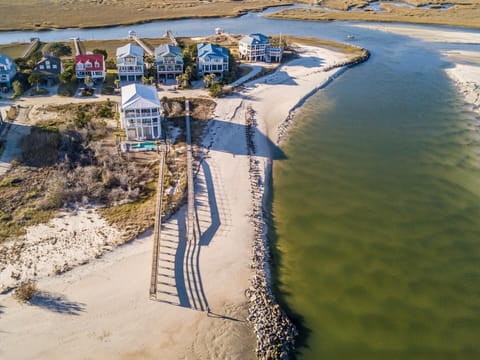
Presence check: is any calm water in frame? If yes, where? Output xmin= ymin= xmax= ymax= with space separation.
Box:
xmin=2 ymin=10 xmax=480 ymax=358
xmin=272 ymin=38 xmax=480 ymax=359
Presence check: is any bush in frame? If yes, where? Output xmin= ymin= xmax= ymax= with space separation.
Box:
xmin=101 ymin=85 xmax=115 ymax=95
xmin=13 ymin=280 xmax=37 ymax=303
xmin=30 ymin=88 xmax=49 ymax=96
xmin=22 ymin=128 xmax=61 ymax=166
xmin=209 ymin=82 xmax=223 ymax=97
xmin=81 ymin=87 xmax=94 ymax=97
xmin=45 ymin=42 xmax=72 ymax=57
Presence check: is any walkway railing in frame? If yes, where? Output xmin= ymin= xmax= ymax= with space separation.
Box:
xmin=149 ymin=149 xmax=166 ymax=299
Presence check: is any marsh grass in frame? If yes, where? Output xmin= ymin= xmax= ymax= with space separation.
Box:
xmin=0 ymin=0 xmax=299 ymax=31
xmin=268 ymin=2 xmax=480 ymax=28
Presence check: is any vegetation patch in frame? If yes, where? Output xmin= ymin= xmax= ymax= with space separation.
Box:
xmin=0 ymin=97 xmax=215 ymax=244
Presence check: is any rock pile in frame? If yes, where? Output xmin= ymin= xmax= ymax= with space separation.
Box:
xmin=245 ymin=104 xmax=298 ymax=359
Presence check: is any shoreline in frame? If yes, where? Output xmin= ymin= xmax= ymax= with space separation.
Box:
xmin=233 ymin=46 xmax=370 ymax=357
xmin=0 ymin=43 xmax=362 ymax=359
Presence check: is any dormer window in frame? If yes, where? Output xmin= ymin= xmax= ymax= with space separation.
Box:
xmin=94 ymin=61 xmax=100 ymax=68
xmin=85 ymin=61 xmax=92 ymax=68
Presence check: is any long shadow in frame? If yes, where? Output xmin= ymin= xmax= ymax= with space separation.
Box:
xmin=205 ymin=119 xmax=287 ymax=160
xmin=30 ymin=291 xmax=86 ymax=315
xmin=173 ymin=214 xmax=191 ymax=308
xmin=0 ymin=303 xmax=4 ymax=318
xmin=197 ymin=161 xmax=220 ymax=247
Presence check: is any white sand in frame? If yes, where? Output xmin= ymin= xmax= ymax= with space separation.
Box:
xmin=0 ymin=45 xmax=349 ymax=359
xmin=0 ymin=208 xmax=122 ymax=292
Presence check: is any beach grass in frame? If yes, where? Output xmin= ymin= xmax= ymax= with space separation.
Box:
xmin=0 ymin=43 xmax=30 ymax=59
xmin=0 ymin=0 xmax=300 ymax=32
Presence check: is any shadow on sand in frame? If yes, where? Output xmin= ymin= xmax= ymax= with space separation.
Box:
xmin=30 ymin=291 xmax=86 ymax=315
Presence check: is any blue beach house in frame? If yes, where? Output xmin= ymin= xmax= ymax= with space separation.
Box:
xmin=197 ymin=43 xmax=229 ymax=76
xmin=0 ymin=54 xmax=17 ymax=88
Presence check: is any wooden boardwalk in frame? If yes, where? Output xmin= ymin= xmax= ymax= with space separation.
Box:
xmin=149 ymin=149 xmax=166 ymax=299
xmin=21 ymin=37 xmax=39 ymax=58
xmin=129 ymin=34 xmax=154 ymax=57
xmin=71 ymin=37 xmax=81 ymax=56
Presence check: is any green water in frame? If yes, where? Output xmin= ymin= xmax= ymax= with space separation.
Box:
xmin=272 ymin=45 xmax=480 ymax=359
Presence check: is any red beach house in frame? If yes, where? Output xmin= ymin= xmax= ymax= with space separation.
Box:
xmin=74 ymin=54 xmax=105 ymax=82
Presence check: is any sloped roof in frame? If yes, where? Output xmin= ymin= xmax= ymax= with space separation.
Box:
xmin=75 ymin=54 xmax=105 ymax=71
xmin=116 ymin=43 xmax=144 ymax=59
xmin=121 ymin=84 xmax=161 ymax=110
xmin=33 ymin=58 xmax=62 ymax=77
xmin=0 ymin=54 xmax=15 ymax=67
xmin=155 ymin=44 xmax=182 ymax=58
xmin=197 ymin=43 xmax=229 ymax=60
xmin=239 ymin=33 xmax=269 ymax=46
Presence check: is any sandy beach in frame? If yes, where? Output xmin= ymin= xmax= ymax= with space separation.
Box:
xmin=0 ymin=45 xmax=350 ymax=359
xmin=1 ymin=22 xmax=479 ymax=356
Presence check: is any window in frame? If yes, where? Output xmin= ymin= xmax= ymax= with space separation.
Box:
xmin=39 ymin=65 xmax=44 ymax=70
xmin=94 ymin=61 xmax=100 ymax=68
xmin=52 ymin=64 xmax=57 ymax=69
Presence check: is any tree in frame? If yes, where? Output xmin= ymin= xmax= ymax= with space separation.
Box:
xmin=60 ymin=64 xmax=75 ymax=84
xmin=45 ymin=42 xmax=72 ymax=57
xmin=93 ymin=48 xmax=108 ymax=60
xmin=12 ymin=80 xmax=23 ymax=97
xmin=203 ymin=73 xmax=216 ymax=88
xmin=84 ymin=75 xmax=92 ymax=87
xmin=209 ymin=81 xmax=222 ymax=97
xmin=28 ymin=73 xmax=43 ymax=91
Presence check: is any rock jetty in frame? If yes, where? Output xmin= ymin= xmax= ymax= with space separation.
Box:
xmin=244 ymin=104 xmax=298 ymax=359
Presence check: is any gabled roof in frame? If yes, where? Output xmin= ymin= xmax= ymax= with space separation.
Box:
xmin=116 ymin=43 xmax=144 ymax=59
xmin=0 ymin=54 xmax=15 ymax=67
xmin=197 ymin=43 xmax=229 ymax=60
xmin=154 ymin=44 xmax=182 ymax=58
xmin=33 ymin=55 xmax=62 ymax=76
xmin=121 ymin=84 xmax=161 ymax=110
xmin=75 ymin=54 xmax=105 ymax=71
xmin=239 ymin=33 xmax=269 ymax=46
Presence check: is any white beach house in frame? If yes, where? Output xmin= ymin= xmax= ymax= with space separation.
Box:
xmin=239 ymin=33 xmax=283 ymax=63
xmin=121 ymin=84 xmax=162 ymax=140
xmin=197 ymin=43 xmax=229 ymax=75
xmin=116 ymin=43 xmax=144 ymax=83
xmin=239 ymin=33 xmax=270 ymax=62
xmin=155 ymin=44 xmax=183 ymax=82
xmin=0 ymin=54 xmax=17 ymax=88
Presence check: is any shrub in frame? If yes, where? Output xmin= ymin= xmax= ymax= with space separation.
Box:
xmin=45 ymin=42 xmax=72 ymax=57
xmin=209 ymin=82 xmax=223 ymax=97
xmin=13 ymin=280 xmax=37 ymax=303
xmin=12 ymin=80 xmax=23 ymax=97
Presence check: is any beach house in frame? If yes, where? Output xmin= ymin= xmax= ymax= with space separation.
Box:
xmin=239 ymin=33 xmax=270 ymax=62
xmin=116 ymin=44 xmax=144 ymax=83
xmin=239 ymin=33 xmax=283 ymax=63
xmin=197 ymin=43 xmax=229 ymax=76
xmin=0 ymin=54 xmax=17 ymax=88
xmin=33 ymin=55 xmax=63 ymax=86
xmin=120 ymin=84 xmax=162 ymax=140
xmin=74 ymin=54 xmax=105 ymax=82
xmin=155 ymin=44 xmax=183 ymax=82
